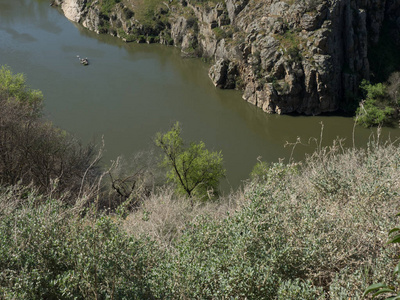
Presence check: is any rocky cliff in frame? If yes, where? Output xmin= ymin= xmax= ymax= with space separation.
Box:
xmin=53 ymin=0 xmax=400 ymax=115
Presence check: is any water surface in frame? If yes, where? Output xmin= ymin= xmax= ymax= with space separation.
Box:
xmin=1 ymin=0 xmax=398 ymax=191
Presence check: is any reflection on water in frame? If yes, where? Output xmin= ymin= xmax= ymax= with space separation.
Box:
xmin=0 ymin=0 xmax=399 ymax=191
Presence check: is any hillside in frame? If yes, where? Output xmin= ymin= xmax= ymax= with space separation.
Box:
xmin=1 ymin=63 xmax=400 ymax=299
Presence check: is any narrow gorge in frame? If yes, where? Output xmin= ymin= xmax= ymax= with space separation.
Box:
xmin=53 ymin=0 xmax=400 ymax=115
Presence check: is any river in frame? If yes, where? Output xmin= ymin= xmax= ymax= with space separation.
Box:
xmin=1 ymin=0 xmax=398 ymax=191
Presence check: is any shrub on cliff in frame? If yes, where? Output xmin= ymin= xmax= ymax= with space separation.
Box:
xmin=356 ymin=75 xmax=400 ymax=128
xmin=99 ymin=0 xmax=121 ymax=16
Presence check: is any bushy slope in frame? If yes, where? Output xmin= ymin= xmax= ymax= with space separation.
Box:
xmin=2 ymin=137 xmax=400 ymax=298
xmin=0 ymin=186 xmax=156 ymax=299
xmin=136 ymin=138 xmax=400 ymax=298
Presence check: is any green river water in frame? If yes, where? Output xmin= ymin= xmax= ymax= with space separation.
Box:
xmin=1 ymin=0 xmax=399 ymax=191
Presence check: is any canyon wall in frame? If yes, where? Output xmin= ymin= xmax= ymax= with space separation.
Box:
xmin=53 ymin=0 xmax=400 ymax=115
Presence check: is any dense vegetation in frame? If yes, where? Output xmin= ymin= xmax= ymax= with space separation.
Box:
xmin=1 ymin=66 xmax=400 ymax=298
xmin=355 ymin=73 xmax=400 ymax=128
xmin=365 ymin=217 xmax=400 ymax=298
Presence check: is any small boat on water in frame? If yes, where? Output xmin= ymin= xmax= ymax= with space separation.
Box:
xmin=80 ymin=58 xmax=89 ymax=65
xmin=77 ymin=55 xmax=89 ymax=66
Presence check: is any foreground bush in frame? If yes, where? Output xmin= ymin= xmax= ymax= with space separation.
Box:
xmin=0 ymin=187 xmax=156 ymax=299
xmin=2 ymin=137 xmax=400 ymax=299
xmin=1 ymin=64 xmax=400 ymax=298
xmin=364 ymin=214 xmax=400 ymax=299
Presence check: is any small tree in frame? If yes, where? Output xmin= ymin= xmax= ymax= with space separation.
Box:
xmin=0 ymin=65 xmax=43 ymax=113
xmin=155 ymin=122 xmax=225 ymax=203
xmin=355 ymin=80 xmax=395 ymax=127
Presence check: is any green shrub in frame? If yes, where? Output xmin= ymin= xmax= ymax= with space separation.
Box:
xmin=0 ymin=190 xmax=156 ymax=299
xmin=0 ymin=65 xmax=42 ymax=110
xmin=364 ymin=215 xmax=400 ymax=299
xmin=155 ymin=122 xmax=225 ymax=202
xmin=286 ymin=45 xmax=302 ymax=63
xmin=356 ymin=80 xmax=395 ymax=127
xmin=276 ymin=29 xmax=302 ymax=61
xmin=212 ymin=27 xmax=230 ymax=41
xmin=134 ymin=0 xmax=168 ymax=29
xmin=149 ymin=178 xmax=324 ymax=298
xmin=277 ymin=279 xmax=325 ymax=299
xmin=186 ymin=15 xmax=198 ymax=31
xmin=123 ymin=7 xmax=134 ymax=19
xmin=99 ymin=0 xmax=121 ymax=16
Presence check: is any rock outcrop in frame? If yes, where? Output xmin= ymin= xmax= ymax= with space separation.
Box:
xmin=53 ymin=0 xmax=400 ymax=115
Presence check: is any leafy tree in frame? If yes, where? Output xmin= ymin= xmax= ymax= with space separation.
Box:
xmin=155 ymin=122 xmax=225 ymax=202
xmin=0 ymin=65 xmax=42 ymax=111
xmin=355 ymin=80 xmax=395 ymax=127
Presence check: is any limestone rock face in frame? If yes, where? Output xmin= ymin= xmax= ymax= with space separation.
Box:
xmin=59 ymin=0 xmax=82 ymax=22
xmin=54 ymin=0 xmax=101 ymax=32
xmin=209 ymin=59 xmax=229 ymax=88
xmin=53 ymin=0 xmax=400 ymax=115
xmin=225 ymin=0 xmax=249 ymax=22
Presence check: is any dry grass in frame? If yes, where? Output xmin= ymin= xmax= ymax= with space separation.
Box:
xmin=251 ymin=132 xmax=400 ymax=296
xmin=123 ymin=186 xmax=246 ymax=247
